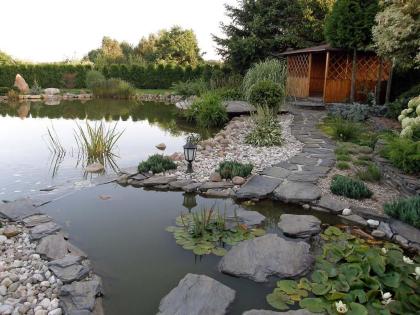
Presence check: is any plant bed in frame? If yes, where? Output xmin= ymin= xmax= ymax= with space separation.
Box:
xmin=330 ymin=175 xmax=373 ymax=200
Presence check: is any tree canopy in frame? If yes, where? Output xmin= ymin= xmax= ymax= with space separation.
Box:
xmin=372 ymin=0 xmax=420 ymax=69
xmin=0 ymin=50 xmax=15 ymax=65
xmin=213 ymin=0 xmax=334 ymax=72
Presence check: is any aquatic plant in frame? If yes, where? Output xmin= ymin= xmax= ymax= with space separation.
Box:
xmin=384 ymin=196 xmax=420 ymax=229
xmin=166 ymin=207 xmax=265 ymax=256
xmin=217 ymin=160 xmax=253 ymax=179
xmin=266 ymin=226 xmax=420 ymax=314
xmin=45 ymin=126 xmax=66 ymax=156
xmin=330 ymin=175 xmax=373 ymax=200
xmin=138 ymin=154 xmax=177 ymax=174
xmin=74 ymin=121 xmax=123 ymax=166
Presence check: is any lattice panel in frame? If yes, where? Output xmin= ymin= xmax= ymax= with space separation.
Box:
xmin=357 ymin=55 xmax=380 ymax=81
xmin=288 ymin=54 xmax=309 ymax=78
xmin=327 ymin=53 xmax=352 ymax=80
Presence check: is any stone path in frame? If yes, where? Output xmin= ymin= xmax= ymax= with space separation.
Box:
xmin=236 ymin=107 xmax=335 ymax=203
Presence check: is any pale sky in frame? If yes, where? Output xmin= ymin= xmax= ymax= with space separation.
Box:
xmin=0 ymin=0 xmax=237 ymax=63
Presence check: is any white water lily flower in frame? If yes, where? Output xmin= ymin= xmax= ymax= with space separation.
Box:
xmin=381 ymin=248 xmax=388 ymax=255
xmin=336 ymin=301 xmax=348 ymax=314
xmin=403 ymin=256 xmax=414 ymax=264
xmin=382 ymin=292 xmax=392 ymax=300
xmin=381 ymin=298 xmax=393 ymax=305
xmin=413 ymin=266 xmax=420 ymax=280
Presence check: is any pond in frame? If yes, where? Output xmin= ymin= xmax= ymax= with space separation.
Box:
xmin=0 ymin=100 xmax=212 ymax=200
xmin=39 ymin=183 xmax=343 ymax=315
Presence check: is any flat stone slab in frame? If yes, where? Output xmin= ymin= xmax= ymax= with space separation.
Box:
xmin=261 ymin=167 xmax=291 ymax=179
xmin=278 ymin=214 xmax=321 ymax=238
xmin=243 ymin=310 xmax=317 ymax=315
xmin=199 ymin=182 xmax=234 ymax=191
xmin=119 ymin=166 xmax=139 ymax=176
xmin=36 ymin=234 xmax=68 ymax=260
xmin=182 ymin=182 xmax=203 ymax=193
xmin=130 ymin=173 xmax=148 ymax=181
xmin=0 ymin=198 xmax=41 ymax=221
xmin=390 ymin=219 xmax=420 ymax=244
xmin=226 ymin=209 xmax=265 ymax=228
xmin=236 ymin=176 xmax=282 ymax=199
xmin=49 ymin=258 xmax=90 ymax=284
xmin=30 ymin=221 xmax=61 ymax=240
xmin=316 ymin=196 xmax=349 ymax=214
xmin=23 ymin=214 xmax=53 ymax=227
xmin=203 ymin=189 xmax=234 ymax=198
xmin=288 ymin=155 xmax=318 ymax=166
xmin=169 ymin=180 xmax=195 ymax=190
xmin=219 ymin=234 xmax=313 ymax=282
xmin=141 ymin=176 xmax=177 ymax=187
xmin=224 ymin=101 xmax=256 ymax=114
xmin=274 ymin=182 xmax=321 ymax=203
xmin=157 ymin=274 xmax=236 ymax=315
xmin=338 ymin=214 xmax=367 ymax=226
xmin=60 ymin=275 xmax=103 ymax=313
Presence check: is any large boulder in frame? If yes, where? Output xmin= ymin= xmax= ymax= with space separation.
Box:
xmin=219 ymin=234 xmax=313 ymax=282
xmin=14 ymin=74 xmax=29 ymax=93
xmin=43 ymin=88 xmax=61 ymax=95
xmin=278 ymin=214 xmax=321 ymax=238
xmin=157 ymin=274 xmax=235 ymax=315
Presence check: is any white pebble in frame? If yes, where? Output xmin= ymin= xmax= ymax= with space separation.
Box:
xmin=342 ymin=208 xmax=352 ymax=216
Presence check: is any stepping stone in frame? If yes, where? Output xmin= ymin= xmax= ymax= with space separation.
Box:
xmin=199 ymin=182 xmax=234 ymax=191
xmin=261 ymin=167 xmax=291 ymax=179
xmin=130 ymin=173 xmax=148 ymax=181
xmin=288 ymin=156 xmax=318 ymax=166
xmin=318 ymin=159 xmax=335 ymax=167
xmin=273 ymin=182 xmax=321 ymax=203
xmin=236 ymin=176 xmax=282 ymax=199
xmin=203 ymin=189 xmax=234 ymax=198
xmin=60 ymin=275 xmax=103 ymax=313
xmin=49 ymin=257 xmax=90 ymax=284
xmin=169 ymin=180 xmax=195 ymax=190
xmin=316 ymin=196 xmax=349 ymax=214
xmin=226 ymin=209 xmax=265 ymax=228
xmin=243 ymin=310 xmax=316 ymax=315
xmin=157 ymin=274 xmax=235 ymax=315
xmin=219 ymin=234 xmax=313 ymax=282
xmin=390 ymin=219 xmax=420 ymax=244
xmin=23 ymin=214 xmax=53 ymax=227
xmin=141 ymin=176 xmax=177 ymax=187
xmin=272 ymin=162 xmax=298 ymax=171
xmin=0 ymin=198 xmax=41 ymax=221
xmin=36 ymin=234 xmax=68 ymax=260
xmin=224 ymin=100 xmax=256 ymax=114
xmin=338 ymin=214 xmax=367 ymax=226
xmin=287 ymin=173 xmax=320 ymax=183
xmin=278 ymin=214 xmax=321 ymax=238
xmin=182 ymin=183 xmax=202 ymax=193
xmin=30 ymin=221 xmax=61 ymax=240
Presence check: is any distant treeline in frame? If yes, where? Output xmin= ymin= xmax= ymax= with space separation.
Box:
xmin=0 ymin=63 xmax=226 ymax=89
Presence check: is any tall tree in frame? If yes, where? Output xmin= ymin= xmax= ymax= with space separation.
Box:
xmin=0 ymin=51 xmax=15 ymax=65
xmin=324 ymin=0 xmax=379 ymax=102
xmin=213 ymin=0 xmax=334 ymax=73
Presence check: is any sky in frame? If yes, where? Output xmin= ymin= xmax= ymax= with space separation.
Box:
xmin=0 ymin=0 xmax=237 ymax=63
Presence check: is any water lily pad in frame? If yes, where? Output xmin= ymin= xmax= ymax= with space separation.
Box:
xmin=193 ymin=246 xmax=212 ymax=256
xmin=380 ymin=272 xmax=400 ymax=288
xmin=298 ymin=278 xmax=312 ymax=291
xmin=276 ymin=280 xmax=299 ymax=294
xmin=251 ymin=228 xmax=266 ymax=237
xmin=325 ymin=291 xmax=347 ymax=301
xmin=299 ymin=298 xmax=327 ymax=313
xmin=311 ymin=282 xmax=331 ymax=295
xmin=266 ymin=291 xmax=292 ymax=311
xmin=212 ymin=247 xmax=227 ymax=256
xmin=348 ymin=302 xmax=368 ymax=315
xmin=324 ymin=226 xmax=343 ymax=236
xmin=311 ymin=270 xmax=328 ymax=283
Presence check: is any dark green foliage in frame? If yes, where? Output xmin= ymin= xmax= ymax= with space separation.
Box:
xmin=138 ymin=154 xmax=177 ymax=174
xmin=381 ymin=135 xmax=420 ymax=174
xmin=217 ymin=161 xmax=253 ymax=179
xmin=384 ymin=196 xmax=420 ymax=229
xmin=386 ymin=84 xmax=420 ymax=119
xmin=185 ymin=92 xmax=228 ymax=128
xmin=325 ymin=0 xmax=379 ymax=50
xmin=336 ymin=154 xmax=351 ymax=161
xmin=91 ymin=78 xmax=135 ymax=99
xmin=172 ymin=79 xmax=208 ymax=96
xmin=330 ymin=175 xmax=373 ymax=199
xmin=248 ymin=80 xmax=284 ymax=112
xmin=330 ymin=118 xmax=361 ymax=142
xmin=85 ymin=70 xmax=106 ymax=90
xmin=356 ymin=163 xmax=381 ymax=182
xmin=213 ymin=87 xmax=243 ymax=101
xmin=0 ymin=87 xmax=9 ymax=95
xmin=336 ymin=161 xmax=351 ymax=170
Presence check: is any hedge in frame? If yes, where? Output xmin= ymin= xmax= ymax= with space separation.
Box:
xmin=0 ymin=63 xmax=222 ymax=89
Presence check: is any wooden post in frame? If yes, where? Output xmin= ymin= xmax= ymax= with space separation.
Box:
xmin=350 ymin=48 xmax=357 ymax=103
xmin=376 ymin=57 xmax=383 ymax=105
xmin=307 ymin=53 xmax=312 ymax=97
xmin=385 ymin=59 xmax=394 ymax=105
xmin=323 ymin=52 xmax=330 ymax=103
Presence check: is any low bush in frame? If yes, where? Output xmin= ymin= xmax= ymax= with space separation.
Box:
xmin=330 ymin=117 xmax=361 ymax=142
xmin=85 ymin=70 xmax=106 ymax=90
xmin=328 ymin=103 xmax=369 ymax=122
xmin=245 ymin=106 xmax=282 ymax=146
xmin=217 ymin=161 xmax=253 ymax=179
xmin=384 ymin=196 xmax=420 ymax=228
xmin=356 ymin=163 xmax=381 ymax=182
xmin=138 ymin=154 xmax=177 ymax=174
xmin=214 ymin=87 xmax=243 ymax=100
xmin=185 ymin=92 xmax=228 ymax=128
xmin=0 ymin=87 xmax=10 ymax=95
xmin=380 ymin=135 xmax=420 ymax=174
xmin=354 ymin=159 xmax=370 ymax=166
xmin=336 ymin=154 xmax=351 ymax=161
xmin=330 ymin=175 xmax=373 ymax=199
xmin=386 ymin=84 xmax=420 ymax=119
xmin=398 ymin=95 xmax=420 ymax=140
xmin=91 ymin=78 xmax=135 ymax=99
xmin=248 ymin=80 xmax=284 ymax=112
xmin=336 ymin=161 xmax=350 ymax=170
xmin=172 ymin=79 xmax=208 ymax=96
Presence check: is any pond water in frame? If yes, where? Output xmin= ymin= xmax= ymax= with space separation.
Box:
xmin=0 ymin=100 xmax=210 ymax=200
xmin=39 ymin=183 xmax=343 ymax=315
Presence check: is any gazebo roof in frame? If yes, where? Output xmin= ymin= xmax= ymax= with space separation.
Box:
xmin=279 ymin=44 xmax=343 ymax=56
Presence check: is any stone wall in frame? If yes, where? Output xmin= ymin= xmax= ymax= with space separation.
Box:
xmin=135 ymin=93 xmax=184 ymax=104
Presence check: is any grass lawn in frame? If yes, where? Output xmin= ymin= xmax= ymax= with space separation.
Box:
xmin=136 ymin=89 xmax=173 ymax=95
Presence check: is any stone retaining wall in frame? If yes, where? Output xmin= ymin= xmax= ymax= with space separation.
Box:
xmin=135 ymin=93 xmax=184 ymax=104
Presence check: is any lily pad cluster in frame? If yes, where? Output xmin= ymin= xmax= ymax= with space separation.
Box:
xmin=266 ymin=226 xmax=420 ymax=314
xmin=166 ymin=209 xmax=265 ymax=256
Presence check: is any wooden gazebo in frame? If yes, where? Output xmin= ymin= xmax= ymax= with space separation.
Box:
xmin=280 ymin=44 xmax=391 ymax=104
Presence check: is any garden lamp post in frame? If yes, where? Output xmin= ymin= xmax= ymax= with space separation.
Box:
xmin=183 ymin=141 xmax=197 ymax=173
xmin=182 ymin=192 xmax=197 ymax=213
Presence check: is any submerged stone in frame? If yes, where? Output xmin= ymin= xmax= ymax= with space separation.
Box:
xmin=273 ymin=182 xmax=321 ymax=203
xmin=0 ymin=198 xmax=41 ymax=221
xmin=36 ymin=234 xmax=68 ymax=260
xmin=236 ymin=175 xmax=282 ymax=199
xmin=278 ymin=214 xmax=321 ymax=238
xmin=30 ymin=221 xmax=61 ymax=240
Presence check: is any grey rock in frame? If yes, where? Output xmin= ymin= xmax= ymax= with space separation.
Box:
xmin=0 ymin=198 xmax=41 ymax=221
xmin=36 ymin=234 xmax=68 ymax=260
xmin=278 ymin=214 xmax=321 ymax=238
xmin=60 ymin=276 xmax=102 ymax=313
xmin=203 ymin=189 xmax=234 ymax=198
xmin=371 ymin=230 xmax=386 ymax=238
xmin=338 ymin=214 xmax=367 ymax=226
xmin=287 ymin=174 xmax=320 ymax=183
xmin=50 ymin=261 xmax=90 ymax=284
xmin=288 ymin=155 xmax=318 ymax=166
xmin=342 ymin=208 xmax=352 ymax=216
xmin=232 ymin=176 xmax=246 ymax=185
xmin=367 ymin=219 xmax=380 ymax=228
xmin=182 ymin=183 xmax=202 ymax=193
xmin=378 ymin=222 xmax=393 ymax=239
xmin=390 ymin=219 xmax=420 ymax=244
xmin=141 ymin=176 xmax=177 ymax=187
xmin=169 ymin=180 xmax=194 ymax=190
xmin=226 ymin=209 xmax=265 ymax=228
xmin=393 ymin=234 xmax=409 ymax=247
xmin=261 ymin=167 xmax=291 ymax=179
xmin=49 ymin=255 xmax=83 ymax=268
xmin=67 ymin=242 xmax=88 ymax=258
xmin=273 ymin=162 xmax=298 ymax=171
xmin=219 ymin=234 xmax=313 ymax=282
xmin=157 ymin=274 xmax=235 ymax=315
xmin=30 ymin=222 xmax=61 ymax=240
xmin=273 ymin=182 xmax=321 ymax=203
xmin=243 ymin=310 xmax=318 ymax=315
xmin=224 ymin=101 xmax=255 ymax=114
xmin=236 ymin=176 xmax=282 ymax=199
xmin=85 ymin=163 xmax=104 ymax=173
xmin=119 ymin=166 xmax=139 ymax=176
xmin=199 ymin=182 xmax=234 ymax=191
xmin=317 ymin=196 xmax=349 ymax=214
xmin=22 ymin=214 xmax=53 ymax=227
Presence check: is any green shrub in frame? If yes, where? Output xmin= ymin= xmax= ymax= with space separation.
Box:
xmin=356 ymin=163 xmax=381 ymax=182
xmin=330 ymin=117 xmax=360 ymax=142
xmin=381 ymin=135 xmax=420 ymax=174
xmin=248 ymin=80 xmax=284 ymax=112
xmin=384 ymin=196 xmax=420 ymax=228
xmin=214 ymin=87 xmax=243 ymax=100
xmin=185 ymin=92 xmax=228 ymax=128
xmin=336 ymin=154 xmax=351 ymax=161
xmin=245 ymin=106 xmax=282 ymax=146
xmin=330 ymin=175 xmax=373 ymax=199
xmin=354 ymin=159 xmax=370 ymax=166
xmin=0 ymin=87 xmax=9 ymax=95
xmin=217 ymin=161 xmax=253 ymax=179
xmin=30 ymin=79 xmax=42 ymax=94
xmin=386 ymin=84 xmax=420 ymax=119
xmin=91 ymin=78 xmax=135 ymax=99
xmin=336 ymin=161 xmax=350 ymax=170
xmin=242 ymin=59 xmax=286 ymax=100
xmin=86 ymin=70 xmax=106 ymax=89
xmin=138 ymin=154 xmax=177 ymax=174
xmin=172 ymin=79 xmax=208 ymax=96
